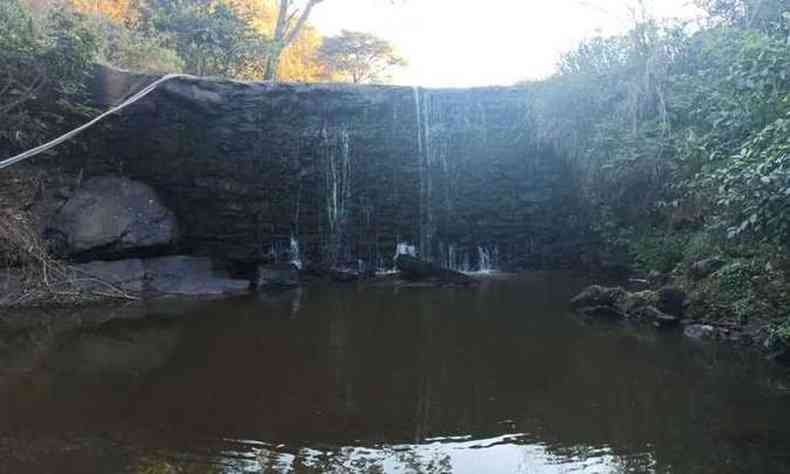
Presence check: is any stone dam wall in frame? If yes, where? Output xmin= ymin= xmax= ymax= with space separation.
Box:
xmin=65 ymin=71 xmax=588 ymax=272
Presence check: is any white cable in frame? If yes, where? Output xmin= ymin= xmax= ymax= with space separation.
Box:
xmin=0 ymin=73 xmax=194 ymax=170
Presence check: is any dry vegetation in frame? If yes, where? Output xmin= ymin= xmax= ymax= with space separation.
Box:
xmin=0 ymin=168 xmax=136 ymax=307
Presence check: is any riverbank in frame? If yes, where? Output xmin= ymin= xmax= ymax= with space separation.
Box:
xmin=571 ymin=236 xmax=790 ymax=366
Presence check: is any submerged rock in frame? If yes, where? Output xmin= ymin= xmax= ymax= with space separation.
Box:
xmin=633 ymin=305 xmax=680 ymax=328
xmin=47 ymin=177 xmax=178 ymax=258
xmin=395 ymin=255 xmax=478 ymax=287
xmin=257 ymin=263 xmax=300 ymax=288
xmin=571 ymin=285 xmax=681 ymax=327
xmin=144 ymin=256 xmax=249 ymax=296
xmin=684 ymin=324 xmax=718 ymax=341
xmin=570 ymin=285 xmax=627 ymax=310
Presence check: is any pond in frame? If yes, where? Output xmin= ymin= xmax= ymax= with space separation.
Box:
xmin=2 ymin=272 xmax=790 ymax=473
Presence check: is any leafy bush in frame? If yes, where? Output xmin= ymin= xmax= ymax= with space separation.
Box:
xmin=632 ymin=232 xmax=689 ymax=273
xmin=89 ymin=17 xmax=184 ymax=73
xmin=683 ymin=231 xmax=720 ymax=262
xmin=530 ymin=1 xmax=790 ymax=300
xmin=715 ymin=260 xmax=761 ymax=298
xmin=708 ymin=112 xmax=790 ymax=242
xmin=774 ymin=318 xmax=790 ymax=343
xmin=0 ymin=0 xmax=98 ymax=154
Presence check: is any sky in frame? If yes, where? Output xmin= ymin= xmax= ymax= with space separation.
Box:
xmin=310 ymin=0 xmax=705 ymax=87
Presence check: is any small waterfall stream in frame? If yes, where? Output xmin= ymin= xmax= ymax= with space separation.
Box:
xmin=477 ymin=245 xmax=499 ymax=273
xmin=289 ymin=235 xmax=303 ymax=270
xmin=414 ymin=87 xmax=434 ymax=262
xmin=322 ymin=123 xmax=353 ymax=268
xmin=303 ymin=86 xmax=535 ymax=273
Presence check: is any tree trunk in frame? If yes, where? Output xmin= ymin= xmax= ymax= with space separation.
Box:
xmin=263 ymin=50 xmax=281 ymax=81
xmin=263 ymin=0 xmax=324 ymax=82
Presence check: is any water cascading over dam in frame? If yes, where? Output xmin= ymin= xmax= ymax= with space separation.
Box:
xmin=74 ymin=70 xmax=584 ymax=272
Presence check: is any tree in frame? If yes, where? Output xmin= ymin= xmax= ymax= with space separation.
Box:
xmin=696 ymin=0 xmax=790 ymax=33
xmin=317 ymin=30 xmax=406 ymax=84
xmin=263 ymin=0 xmax=325 ymax=80
xmin=146 ymin=0 xmax=265 ymax=78
xmin=225 ymin=0 xmax=328 ymax=81
xmin=69 ymin=0 xmax=140 ymax=26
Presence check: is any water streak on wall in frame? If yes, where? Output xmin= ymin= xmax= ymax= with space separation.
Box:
xmin=76 ymin=74 xmax=587 ymax=271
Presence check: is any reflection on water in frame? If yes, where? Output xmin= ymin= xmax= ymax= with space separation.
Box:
xmin=249 ymin=435 xmax=657 ymax=473
xmin=1 ymin=272 xmax=790 ymax=473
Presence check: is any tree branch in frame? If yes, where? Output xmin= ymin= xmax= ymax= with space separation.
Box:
xmin=283 ymin=0 xmax=325 ymax=47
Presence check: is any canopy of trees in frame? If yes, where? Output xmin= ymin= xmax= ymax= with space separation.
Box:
xmin=318 ymin=30 xmax=407 ymax=83
xmin=15 ymin=0 xmax=403 ymax=83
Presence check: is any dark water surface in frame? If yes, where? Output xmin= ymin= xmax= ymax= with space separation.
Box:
xmin=2 ymin=272 xmax=790 ymax=473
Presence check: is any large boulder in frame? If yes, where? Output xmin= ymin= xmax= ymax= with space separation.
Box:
xmin=144 ymin=256 xmax=249 ymax=296
xmin=69 ymin=259 xmax=146 ymax=293
xmin=395 ymin=255 xmax=478 ymax=287
xmin=67 ymin=256 xmax=250 ymax=297
xmin=571 ymin=285 xmax=681 ymax=327
xmin=615 ymin=290 xmax=657 ymax=314
xmin=47 ymin=177 xmax=178 ymax=258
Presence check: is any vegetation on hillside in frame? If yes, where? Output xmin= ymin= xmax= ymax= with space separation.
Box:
xmin=528 ymin=0 xmax=790 ymax=338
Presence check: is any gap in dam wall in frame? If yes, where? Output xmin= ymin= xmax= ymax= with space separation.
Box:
xmin=67 ymin=74 xmax=587 ymax=272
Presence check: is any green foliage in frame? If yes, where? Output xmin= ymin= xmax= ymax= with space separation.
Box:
xmin=716 ymin=260 xmax=760 ymax=295
xmin=706 ymin=111 xmax=790 ymax=241
xmin=533 ymin=0 xmax=790 ymax=256
xmin=88 ymin=16 xmax=184 ymax=73
xmin=631 ymin=232 xmax=689 ymax=273
xmin=145 ymin=0 xmax=266 ymax=77
xmin=0 ymin=0 xmax=98 ymax=154
xmin=774 ymin=317 xmax=790 ymax=342
xmin=535 ymin=4 xmax=790 ymax=326
xmin=696 ymin=0 xmax=790 ymax=35
xmin=683 ymin=231 xmax=720 ymax=261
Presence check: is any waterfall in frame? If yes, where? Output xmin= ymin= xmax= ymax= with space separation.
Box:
xmin=414 ymin=87 xmax=435 ymax=261
xmin=395 ymin=241 xmax=417 ymax=259
xmin=413 ymin=87 xmax=423 ymax=158
xmin=446 ymin=244 xmax=472 ymax=273
xmin=374 ymin=241 xmax=416 ymax=275
xmin=477 ymin=245 xmax=499 ymax=273
xmin=289 ymin=234 xmax=303 ymax=270
xmin=307 ymin=88 xmax=519 ymax=271
xmin=322 ymin=123 xmax=353 ymax=268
